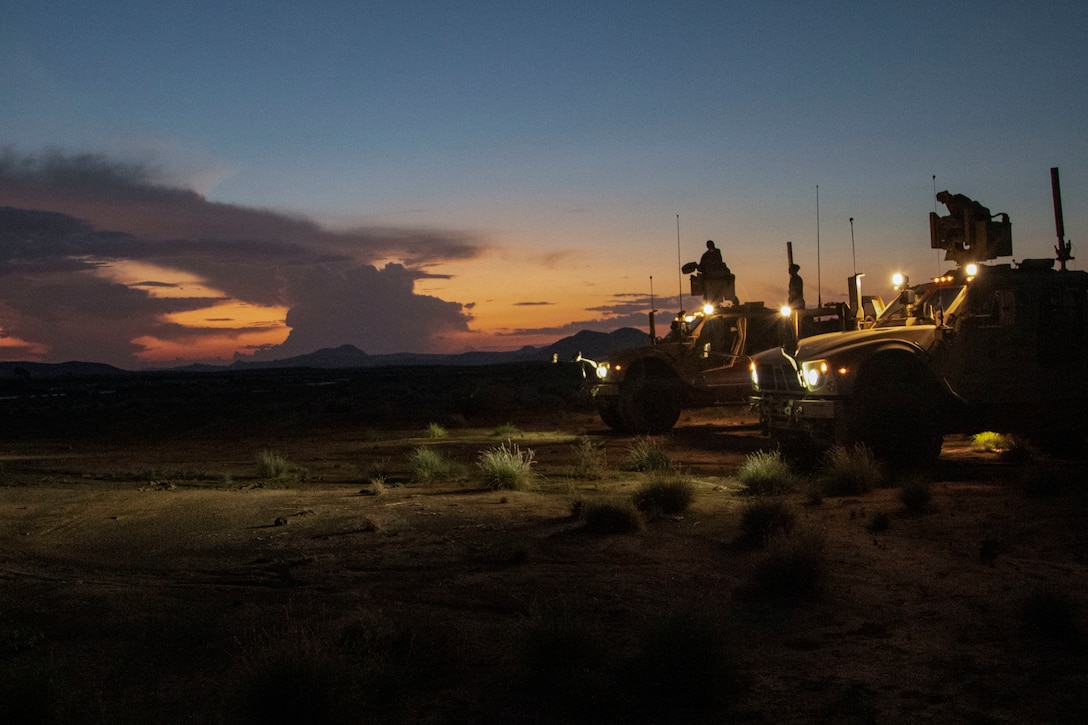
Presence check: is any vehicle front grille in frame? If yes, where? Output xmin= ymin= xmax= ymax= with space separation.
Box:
xmin=756 ymin=362 xmax=803 ymax=393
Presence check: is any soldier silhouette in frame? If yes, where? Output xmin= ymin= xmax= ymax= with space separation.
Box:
xmin=698 ymin=240 xmax=729 ymax=278
xmin=788 ymin=264 xmax=805 ymax=309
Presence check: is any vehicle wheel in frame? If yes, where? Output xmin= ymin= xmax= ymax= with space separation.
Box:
xmin=618 ymin=375 xmax=684 ymax=434
xmin=843 ymin=359 xmax=942 ymax=471
xmin=596 ymin=396 xmax=630 ymax=432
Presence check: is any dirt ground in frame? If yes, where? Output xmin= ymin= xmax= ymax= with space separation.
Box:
xmin=1 ymin=369 xmax=1087 ymax=723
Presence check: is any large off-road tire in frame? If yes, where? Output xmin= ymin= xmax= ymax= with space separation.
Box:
xmin=595 ymin=396 xmax=631 ymax=432
xmin=842 ymin=356 xmax=943 ymax=471
xmin=618 ymin=372 xmax=684 ymax=434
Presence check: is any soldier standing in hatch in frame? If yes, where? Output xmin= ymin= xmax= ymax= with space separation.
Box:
xmin=698 ymin=240 xmax=729 ymax=278
xmin=788 ymin=264 xmax=805 ymax=309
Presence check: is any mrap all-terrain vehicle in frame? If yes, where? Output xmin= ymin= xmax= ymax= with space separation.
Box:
xmin=750 ymin=168 xmax=1088 ymax=467
xmin=587 ymin=251 xmax=861 ymax=433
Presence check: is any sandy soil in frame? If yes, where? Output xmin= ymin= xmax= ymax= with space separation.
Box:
xmin=0 ymin=385 xmax=1086 ymax=723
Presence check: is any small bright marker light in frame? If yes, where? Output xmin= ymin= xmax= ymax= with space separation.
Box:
xmin=779 ymin=305 xmax=792 ymax=317
xmin=892 ymin=272 xmax=905 ymax=288
xmin=703 ymin=303 xmax=715 ymax=315
xmin=965 ymin=263 xmax=978 ymax=277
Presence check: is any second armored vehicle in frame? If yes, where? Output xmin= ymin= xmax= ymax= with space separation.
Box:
xmin=589 ymin=272 xmax=853 ymax=433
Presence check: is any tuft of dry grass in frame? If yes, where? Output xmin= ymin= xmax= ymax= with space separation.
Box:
xmin=570 ymin=437 xmax=608 ymax=479
xmin=736 ymin=450 xmax=797 ymax=495
xmin=817 ymin=444 xmax=884 ymax=496
xmin=624 ymin=436 xmax=672 ymax=473
xmin=971 ymin=431 xmax=1015 ymax=452
xmin=409 ymin=446 xmax=464 ymax=483
xmin=255 ymin=450 xmax=290 ymax=479
xmin=632 ymin=475 xmax=695 ymax=518
xmin=477 ymin=442 xmax=539 ymax=491
xmin=737 ymin=498 xmax=797 ymax=548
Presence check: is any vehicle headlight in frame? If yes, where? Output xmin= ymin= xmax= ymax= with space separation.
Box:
xmin=749 ymin=361 xmax=759 ymax=390
xmin=801 ymin=360 xmax=829 ymax=390
xmin=596 ymin=362 xmax=610 ymax=380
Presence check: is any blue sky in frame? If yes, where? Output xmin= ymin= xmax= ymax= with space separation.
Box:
xmin=2 ymin=1 xmax=1086 ymax=367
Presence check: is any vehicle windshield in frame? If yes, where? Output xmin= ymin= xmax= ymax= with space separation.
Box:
xmin=874 ymin=283 xmax=965 ymax=327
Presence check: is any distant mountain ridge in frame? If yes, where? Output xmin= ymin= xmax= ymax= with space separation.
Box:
xmin=216 ymin=327 xmax=650 ymax=371
xmin=0 ymin=327 xmax=650 ymax=378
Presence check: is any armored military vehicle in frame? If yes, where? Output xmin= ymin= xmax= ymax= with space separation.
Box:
xmin=587 ymin=258 xmax=853 ymax=433
xmin=750 ymin=169 xmax=1088 ymax=466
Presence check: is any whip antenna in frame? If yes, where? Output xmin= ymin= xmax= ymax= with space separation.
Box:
xmin=816 ymin=185 xmax=822 ymax=307
xmin=648 ymin=275 xmax=656 ymax=343
xmin=676 ymin=214 xmax=683 ymax=310
xmin=933 ymin=174 xmax=942 ymax=274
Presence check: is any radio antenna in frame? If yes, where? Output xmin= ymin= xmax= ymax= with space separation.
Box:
xmin=933 ymin=174 xmax=941 ymax=273
xmin=816 ymin=185 xmax=822 ymax=307
xmin=648 ymin=275 xmax=656 ymax=343
xmin=676 ymin=214 xmax=683 ymax=310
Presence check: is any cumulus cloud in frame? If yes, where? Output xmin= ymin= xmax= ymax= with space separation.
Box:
xmin=0 ymin=149 xmax=484 ymax=367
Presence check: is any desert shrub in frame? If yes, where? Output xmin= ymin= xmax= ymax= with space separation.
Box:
xmin=409 ymin=446 xmax=464 ymax=483
xmin=971 ymin=431 xmax=1015 ymax=452
xmin=737 ymin=498 xmax=797 ymax=548
xmin=627 ymin=609 xmax=739 ymax=721
xmin=632 ymin=475 xmax=695 ymax=518
xmin=426 ymin=422 xmax=448 ymax=439
xmin=736 ymin=449 xmax=797 ymax=495
xmin=255 ymin=450 xmax=290 ymax=479
xmin=477 ymin=442 xmax=539 ymax=491
xmin=492 ymin=422 xmax=522 ymax=438
xmin=752 ymin=526 xmax=827 ymax=602
xmin=570 ymin=437 xmax=608 ymax=479
xmin=899 ymin=475 xmax=933 ymax=513
xmin=1019 ymin=586 xmax=1083 ymax=642
xmin=624 ymin=435 xmax=672 ymax=472
xmin=817 ymin=444 xmax=884 ymax=496
xmin=581 ymin=499 xmax=644 ymax=535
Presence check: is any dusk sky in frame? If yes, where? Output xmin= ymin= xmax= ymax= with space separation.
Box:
xmin=2 ymin=1 xmax=1087 ymax=368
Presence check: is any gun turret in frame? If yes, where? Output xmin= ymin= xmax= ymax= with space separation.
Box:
xmin=929 ymin=190 xmax=1012 ymax=265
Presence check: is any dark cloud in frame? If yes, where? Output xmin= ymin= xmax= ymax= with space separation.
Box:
xmin=0 ymin=149 xmax=484 ymax=367
xmin=266 ymin=263 xmax=472 ymax=358
xmin=513 ymin=301 xmax=554 ymax=307
xmin=0 ymin=148 xmax=484 ymax=266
